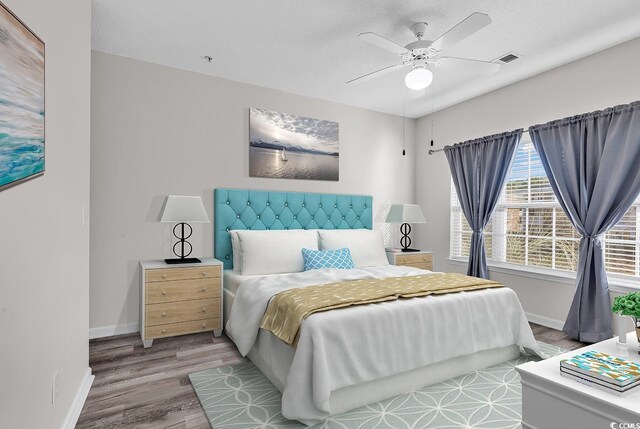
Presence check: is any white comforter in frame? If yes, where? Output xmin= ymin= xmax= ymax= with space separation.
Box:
xmin=226 ymin=266 xmax=542 ymax=423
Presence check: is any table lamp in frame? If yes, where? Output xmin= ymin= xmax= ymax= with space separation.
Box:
xmin=385 ymin=204 xmax=426 ymax=252
xmin=160 ymin=195 xmax=210 ymax=264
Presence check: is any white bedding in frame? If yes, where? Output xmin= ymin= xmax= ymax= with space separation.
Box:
xmin=223 ymin=269 xmax=275 ymax=295
xmin=226 ymin=266 xmax=542 ymax=423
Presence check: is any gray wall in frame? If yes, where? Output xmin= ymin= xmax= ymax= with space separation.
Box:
xmin=90 ymin=51 xmax=416 ymax=333
xmin=414 ymin=37 xmax=640 ymax=328
xmin=91 ymin=37 xmax=640 ymax=337
xmin=0 ymin=0 xmax=91 ymax=427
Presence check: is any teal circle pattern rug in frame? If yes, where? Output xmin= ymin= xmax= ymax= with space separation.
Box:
xmin=189 ymin=342 xmax=564 ymax=429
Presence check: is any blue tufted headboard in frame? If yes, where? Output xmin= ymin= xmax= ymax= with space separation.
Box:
xmin=214 ymin=188 xmax=373 ymax=269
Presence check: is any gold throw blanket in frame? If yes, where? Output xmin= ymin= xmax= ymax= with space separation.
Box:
xmin=260 ymin=273 xmax=503 ymax=346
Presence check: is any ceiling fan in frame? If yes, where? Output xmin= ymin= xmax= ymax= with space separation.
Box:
xmin=348 ymin=12 xmax=501 ymax=90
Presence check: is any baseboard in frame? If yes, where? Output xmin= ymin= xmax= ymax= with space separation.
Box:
xmin=525 ymin=311 xmax=564 ymax=331
xmin=89 ymin=321 xmax=139 ymax=339
xmin=92 ymin=315 xmax=564 ymax=338
xmin=61 ymin=367 xmax=94 ymax=429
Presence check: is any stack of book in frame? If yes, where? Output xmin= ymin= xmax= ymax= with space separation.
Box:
xmin=560 ymin=351 xmax=640 ymax=397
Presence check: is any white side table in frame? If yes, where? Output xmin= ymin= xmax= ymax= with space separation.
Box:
xmin=517 ymin=332 xmax=640 ymax=428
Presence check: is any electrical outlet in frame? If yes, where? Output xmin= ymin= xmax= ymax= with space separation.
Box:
xmin=52 ymin=371 xmax=60 ymax=404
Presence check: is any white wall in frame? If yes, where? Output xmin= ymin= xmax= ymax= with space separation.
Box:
xmin=0 ymin=0 xmax=91 ymax=427
xmin=90 ymin=51 xmax=416 ymax=334
xmin=414 ymin=37 xmax=640 ymax=328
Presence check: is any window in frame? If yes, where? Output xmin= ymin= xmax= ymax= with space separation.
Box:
xmin=450 ymin=135 xmax=640 ymax=279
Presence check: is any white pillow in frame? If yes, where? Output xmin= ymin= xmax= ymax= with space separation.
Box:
xmin=235 ymin=230 xmax=319 ymax=276
xmin=229 ymin=231 xmax=242 ymax=272
xmin=318 ymin=229 xmax=389 ymax=268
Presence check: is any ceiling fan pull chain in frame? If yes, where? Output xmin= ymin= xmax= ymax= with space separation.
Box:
xmin=402 ymin=89 xmax=406 ymax=156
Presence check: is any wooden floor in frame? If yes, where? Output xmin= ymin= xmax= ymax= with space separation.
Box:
xmin=529 ymin=322 xmax=586 ymax=352
xmin=77 ymin=323 xmax=585 ymax=429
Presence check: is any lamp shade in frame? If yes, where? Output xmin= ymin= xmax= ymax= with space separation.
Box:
xmin=385 ymin=204 xmax=426 ymax=224
xmin=160 ymin=195 xmax=209 ymax=223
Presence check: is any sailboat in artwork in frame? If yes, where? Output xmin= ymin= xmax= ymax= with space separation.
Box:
xmin=281 ymin=148 xmax=288 ymax=161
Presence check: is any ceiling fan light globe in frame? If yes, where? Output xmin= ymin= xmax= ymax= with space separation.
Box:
xmin=405 ymin=67 xmax=433 ymax=90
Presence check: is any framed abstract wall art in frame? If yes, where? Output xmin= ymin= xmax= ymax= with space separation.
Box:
xmin=0 ymin=2 xmax=45 ymax=191
xmin=249 ymin=108 xmax=339 ymax=181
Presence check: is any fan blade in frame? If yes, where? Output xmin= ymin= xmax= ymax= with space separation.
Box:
xmin=346 ymin=64 xmax=406 ymax=85
xmin=436 ymin=57 xmax=501 ymax=75
xmin=357 ymin=32 xmax=409 ymax=55
xmin=430 ymin=13 xmax=492 ymax=51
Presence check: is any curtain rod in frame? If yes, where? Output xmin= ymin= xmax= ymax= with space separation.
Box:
xmin=428 ymin=130 xmax=531 ymax=155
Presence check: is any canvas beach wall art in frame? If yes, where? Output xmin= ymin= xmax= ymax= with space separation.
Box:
xmin=0 ymin=2 xmax=45 ymax=191
xmin=249 ymin=108 xmax=339 ymax=181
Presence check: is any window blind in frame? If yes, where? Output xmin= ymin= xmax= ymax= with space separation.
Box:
xmin=450 ymin=135 xmax=640 ymax=279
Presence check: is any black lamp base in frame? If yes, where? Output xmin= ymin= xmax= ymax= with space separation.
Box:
xmin=166 ymin=222 xmax=200 ymax=265
xmin=164 ymin=257 xmax=202 ymax=265
xmin=399 ymin=222 xmax=420 ymax=253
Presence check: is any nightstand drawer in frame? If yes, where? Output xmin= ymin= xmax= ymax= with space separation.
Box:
xmin=146 ymin=278 xmax=220 ymax=304
xmin=396 ymin=253 xmax=432 ymax=265
xmin=146 ymin=298 xmax=220 ymax=326
xmin=397 ymin=261 xmax=432 ymax=270
xmin=146 ymin=266 xmax=220 ymax=283
xmin=146 ymin=317 xmax=220 ymax=339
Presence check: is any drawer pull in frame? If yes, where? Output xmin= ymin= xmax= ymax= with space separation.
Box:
xmin=402 ymin=258 xmax=407 ymax=263
xmin=202 ymin=323 xmax=206 ymax=328
xmin=423 ymin=258 xmax=426 ymax=261
xmin=162 ymin=290 xmax=167 ymax=295
xmin=162 ymin=274 xmax=167 ymax=279
xmin=202 ymin=272 xmax=207 ymax=276
xmin=202 ymin=287 xmax=207 ymax=292
xmin=161 ymin=329 xmax=167 ymax=334
xmin=162 ymin=312 xmax=167 ymax=317
xmin=202 ymin=307 xmax=207 ymax=312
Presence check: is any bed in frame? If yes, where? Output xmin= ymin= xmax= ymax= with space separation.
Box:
xmin=215 ymin=188 xmax=541 ymax=425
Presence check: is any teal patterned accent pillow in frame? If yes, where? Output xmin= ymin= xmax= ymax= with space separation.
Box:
xmin=302 ymin=247 xmax=355 ymax=271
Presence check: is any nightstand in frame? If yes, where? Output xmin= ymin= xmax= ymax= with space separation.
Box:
xmin=386 ymin=250 xmax=433 ymax=271
xmin=140 ymin=258 xmax=223 ymax=348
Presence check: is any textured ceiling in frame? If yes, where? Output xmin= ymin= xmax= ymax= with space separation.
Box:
xmin=92 ymin=0 xmax=640 ymax=118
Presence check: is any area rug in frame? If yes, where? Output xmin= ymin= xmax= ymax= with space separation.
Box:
xmin=189 ymin=342 xmax=564 ymax=429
